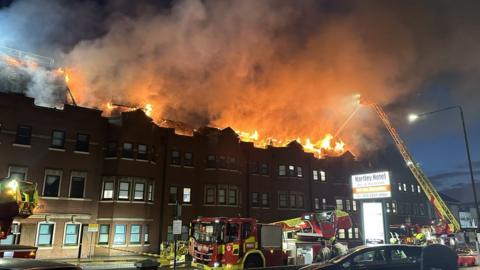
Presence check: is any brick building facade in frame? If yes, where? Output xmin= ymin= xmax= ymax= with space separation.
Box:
xmin=0 ymin=92 xmax=431 ymax=259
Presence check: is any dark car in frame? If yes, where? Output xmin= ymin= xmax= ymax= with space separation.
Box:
xmin=0 ymin=259 xmax=81 ymax=270
xmin=300 ymin=244 xmax=457 ymax=270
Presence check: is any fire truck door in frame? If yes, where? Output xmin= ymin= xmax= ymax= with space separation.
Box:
xmin=224 ymin=223 xmax=241 ymax=263
xmin=242 ymin=222 xmax=255 ymax=255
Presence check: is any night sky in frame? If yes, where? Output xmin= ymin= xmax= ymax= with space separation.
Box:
xmin=1 ymin=0 xmax=479 ymax=201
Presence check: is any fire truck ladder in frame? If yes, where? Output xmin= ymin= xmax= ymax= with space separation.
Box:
xmin=369 ymin=102 xmax=461 ymax=233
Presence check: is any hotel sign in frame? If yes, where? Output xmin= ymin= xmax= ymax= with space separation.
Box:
xmin=352 ymin=171 xmax=391 ymax=199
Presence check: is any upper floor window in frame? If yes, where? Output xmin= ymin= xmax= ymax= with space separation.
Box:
xmin=403 ymin=183 xmax=407 ymax=192
xmin=118 ymin=180 xmax=130 ymax=200
xmin=134 ymin=182 xmax=145 ymax=200
xmin=16 ymin=125 xmax=31 ymax=145
xmin=147 ymin=183 xmax=154 ymax=201
xmin=183 ymin=187 xmax=191 ymax=203
xmin=137 ymin=144 xmax=148 ymax=160
xmin=217 ymin=187 xmax=227 ymax=205
xmin=314 ymin=198 xmax=320 ymax=210
xmin=207 ymin=155 xmax=216 ymax=168
xmin=320 ymin=171 xmax=326 ymax=181
xmin=113 ymin=224 xmax=126 ymax=245
xmin=130 ymin=225 xmax=141 ymax=244
xmin=353 ymin=200 xmax=357 ymax=211
xmin=260 ymin=163 xmax=269 ymax=175
xmin=205 ymin=185 xmax=216 ymax=204
xmin=218 ymin=156 xmax=227 ymax=169
xmin=252 ymin=192 xmax=259 ymax=206
xmin=249 ymin=162 xmax=258 ymax=174
xmin=313 ymin=170 xmax=319 ymax=180
xmin=69 ymin=171 xmax=86 ymax=198
xmin=171 ymin=150 xmax=180 ymax=165
xmin=417 ymin=185 xmax=421 ymax=193
xmin=75 ymin=133 xmax=90 ymax=152
xmin=278 ymin=192 xmax=288 ymax=208
xmin=228 ymin=187 xmax=238 ymax=205
xmin=150 ymin=146 xmax=156 ymax=162
xmin=8 ymin=166 xmax=27 ymax=181
xmin=279 ymin=165 xmax=286 ymax=176
xmin=261 ymin=193 xmax=269 ymax=206
xmin=169 ymin=187 xmax=178 ymax=204
xmin=144 ymin=225 xmax=150 ymax=244
xmin=228 ymin=157 xmax=237 ymax=170
xmin=102 ymin=178 xmax=114 ymax=200
xmin=411 ymin=184 xmax=415 ymax=193
xmin=184 ymin=152 xmax=193 ymax=167
xmin=398 ymin=182 xmax=402 ymax=191
xmin=43 ymin=169 xmax=62 ymax=197
xmin=345 ymin=199 xmax=351 ymax=211
xmin=106 ymin=141 xmax=117 ymax=157
xmin=297 ymin=166 xmax=303 ymax=178
xmin=336 ymin=199 xmax=344 ymax=210
xmin=287 ymin=165 xmax=295 ymax=177
xmin=51 ymin=130 xmax=65 ymax=149
xmin=122 ymin=142 xmax=133 ymax=158
xmin=322 ymin=198 xmax=327 ymax=210
xmin=37 ymin=223 xmax=54 ymax=247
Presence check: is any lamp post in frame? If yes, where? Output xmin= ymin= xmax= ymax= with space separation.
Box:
xmin=409 ymin=105 xmax=480 ymax=231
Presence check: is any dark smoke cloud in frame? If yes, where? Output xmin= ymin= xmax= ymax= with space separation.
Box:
xmin=1 ymin=0 xmax=480 ymax=154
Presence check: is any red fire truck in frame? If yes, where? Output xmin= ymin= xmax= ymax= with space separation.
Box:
xmin=189 ymin=211 xmax=352 ymax=269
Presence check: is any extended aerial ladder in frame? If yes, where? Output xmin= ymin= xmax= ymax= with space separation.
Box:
xmin=363 ymin=100 xmax=461 ymax=234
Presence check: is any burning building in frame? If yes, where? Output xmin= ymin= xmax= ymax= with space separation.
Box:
xmin=0 ymin=92 xmax=431 ymax=259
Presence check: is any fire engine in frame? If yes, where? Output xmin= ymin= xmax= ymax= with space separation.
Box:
xmin=0 ymin=177 xmax=39 ymax=258
xmin=189 ymin=211 xmax=352 ymax=269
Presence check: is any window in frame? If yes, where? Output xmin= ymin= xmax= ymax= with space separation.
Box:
xmin=218 ymin=187 xmax=226 ymax=205
xmin=122 ymin=142 xmax=133 ymax=158
xmin=134 ymin=182 xmax=145 ymax=200
xmin=8 ymin=166 xmax=27 ymax=181
xmin=51 ymin=130 xmax=65 ymax=148
xmin=297 ymin=166 xmax=303 ymax=177
xmin=183 ymin=188 xmax=191 ymax=203
xmin=353 ymin=200 xmax=357 ymax=211
xmin=184 ymin=152 xmax=193 ymax=166
xmin=144 ymin=225 xmax=150 ymax=244
xmin=130 ymin=224 xmax=141 ymax=244
xmin=346 ymin=199 xmax=351 ymax=211
xmin=218 ymin=156 xmax=227 ymax=169
xmin=288 ymin=165 xmax=295 ymax=177
xmin=64 ymin=223 xmax=80 ymax=246
xmin=322 ymin=198 xmax=327 ymax=210
xmin=314 ymin=198 xmax=320 ymax=210
xmin=398 ymin=182 xmax=402 ymax=191
xmin=98 ymin=224 xmax=110 ymax=244
xmin=147 ymin=183 xmax=154 ymax=201
xmin=417 ymin=185 xmax=421 ymax=193
xmin=114 ymin=224 xmax=126 ymax=245
xmin=348 ymin=228 xmax=353 ymax=239
xmin=279 ymin=165 xmax=286 ymax=176
xmin=69 ymin=171 xmax=86 ymax=198
xmin=354 ymin=228 xmax=359 ymax=238
xmin=118 ymin=181 xmax=130 ymax=200
xmin=261 ymin=193 xmax=269 ymax=207
xmin=419 ymin=204 xmax=426 ymax=216
xmin=336 ymin=199 xmax=343 ymax=210
xmin=228 ymin=156 xmax=237 ymax=170
xmin=260 ymin=163 xmax=269 ymax=175
xmin=75 ymin=133 xmax=90 ymax=152
xmin=1 ymin=223 xmax=20 ymax=245
xmin=352 ymin=249 xmax=386 ymax=265
xmin=392 ymin=202 xmax=397 ymax=213
xmin=207 ymin=155 xmax=216 ymax=168
xmin=386 ymin=202 xmax=391 ymax=213
xmin=289 ymin=194 xmax=296 ymax=208
xmin=279 ymin=192 xmax=288 ymax=208
xmin=338 ymin=229 xmax=345 ymax=239
xmin=106 ymin=141 xmax=117 ymax=157
xmin=320 ymin=171 xmax=326 ymax=181
xmin=411 ymin=184 xmax=415 ymax=192
xmin=390 ymin=247 xmax=421 ymax=264
xmin=313 ymin=170 xmax=319 ymax=180
xmin=137 ymin=144 xmax=148 ymax=160
xmin=249 ymin=162 xmax=258 ymax=174
xmin=252 ymin=192 xmax=259 ymax=206
xmin=43 ymin=169 xmax=62 ymax=197
xmin=15 ymin=125 xmax=31 ymax=145
xmin=37 ymin=223 xmax=54 ymax=247
xmin=150 ymin=146 xmax=156 ymax=162
xmin=171 ymin=150 xmax=180 ymax=165
xmin=228 ymin=187 xmax=238 ymax=205
xmin=403 ymin=183 xmax=407 ymax=191
xmin=102 ymin=178 xmax=114 ymax=200
xmin=296 ymin=194 xmax=304 ymax=208
xmin=205 ymin=186 xmax=216 ymax=204
xmin=169 ymin=187 xmax=178 ymax=204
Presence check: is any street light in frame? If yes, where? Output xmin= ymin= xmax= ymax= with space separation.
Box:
xmin=409 ymin=105 xmax=480 ymax=231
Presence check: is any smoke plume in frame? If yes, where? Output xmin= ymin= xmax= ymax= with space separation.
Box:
xmin=1 ymin=0 xmax=480 ymax=154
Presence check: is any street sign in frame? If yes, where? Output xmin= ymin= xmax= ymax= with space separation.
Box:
xmin=352 ymin=171 xmax=391 ymax=199
xmin=87 ymin=223 xmax=99 ymax=232
xmin=172 ymin=220 xmax=182 ymax=235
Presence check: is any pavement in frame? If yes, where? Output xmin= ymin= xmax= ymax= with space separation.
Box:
xmin=51 ymin=255 xmax=189 ymax=270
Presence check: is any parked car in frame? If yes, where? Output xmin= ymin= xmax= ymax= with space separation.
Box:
xmin=300 ymin=244 xmax=457 ymax=270
xmin=0 ymin=259 xmax=81 ymax=270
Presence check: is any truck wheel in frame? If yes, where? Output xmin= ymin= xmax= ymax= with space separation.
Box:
xmin=244 ymin=254 xmax=263 ymax=269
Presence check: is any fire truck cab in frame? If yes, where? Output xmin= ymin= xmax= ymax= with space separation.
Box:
xmin=189 ymin=217 xmax=284 ymax=269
